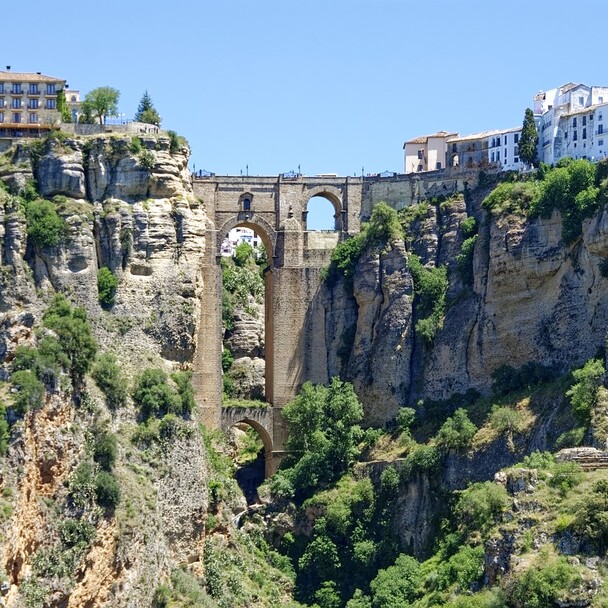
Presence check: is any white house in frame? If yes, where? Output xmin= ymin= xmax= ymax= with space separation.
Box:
xmin=221 ymin=227 xmax=262 ymax=257
xmin=535 ymin=83 xmax=608 ymax=165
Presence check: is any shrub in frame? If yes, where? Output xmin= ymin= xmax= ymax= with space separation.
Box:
xmin=548 ymin=461 xmax=583 ymax=496
xmin=408 ymin=254 xmax=448 ymax=344
xmin=59 ymin=518 xmax=96 ymax=550
xmin=24 ymin=198 xmax=66 ymax=247
xmin=369 ymin=554 xmax=421 ymax=608
xmin=10 ymin=370 xmax=45 ymax=414
xmin=0 ymin=402 xmax=9 ymax=455
xmin=435 ymin=408 xmax=477 ymax=451
xmin=396 ymin=407 xmax=416 ymax=433
xmin=221 ymin=348 xmax=234 ymax=372
xmin=92 ymin=432 xmax=117 ymax=471
xmin=139 ymin=150 xmax=155 ymax=170
xmin=132 ymin=368 xmax=180 ymax=420
xmin=43 ymin=294 xmax=97 ymax=387
xmin=491 ymin=362 xmax=556 ymax=396
xmin=68 ymin=461 xmax=97 ymax=510
xmin=572 ymin=478 xmax=608 ymax=552
xmin=92 ymin=353 xmax=128 ymax=410
xmin=454 ymin=481 xmax=509 ymax=537
xmin=436 ymin=545 xmax=484 ymax=592
xmin=171 ymin=370 xmax=195 ymax=417
xmin=507 ymin=555 xmax=582 ymax=608
xmin=460 ymin=216 xmax=477 ymax=239
xmin=489 ymin=405 xmax=525 ymax=434
xmin=97 ymin=266 xmax=118 ymax=307
xmin=95 ymin=471 xmax=121 ymax=509
xmin=566 ymin=358 xmax=605 ymax=423
xmin=456 ymin=235 xmax=478 ymax=286
xmin=129 ymin=136 xmax=143 ymax=154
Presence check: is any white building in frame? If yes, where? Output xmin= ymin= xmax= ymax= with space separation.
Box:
xmin=221 ymin=227 xmax=262 ymax=257
xmin=535 ymin=83 xmax=608 ymax=165
xmin=403 ymin=131 xmax=457 ymax=173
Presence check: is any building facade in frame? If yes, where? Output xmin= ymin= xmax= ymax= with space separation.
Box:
xmin=403 ymin=131 xmax=457 ymax=174
xmin=0 ymin=69 xmax=65 ymax=137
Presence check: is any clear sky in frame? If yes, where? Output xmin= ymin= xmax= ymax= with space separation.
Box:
xmin=6 ymin=0 xmax=608 ymax=180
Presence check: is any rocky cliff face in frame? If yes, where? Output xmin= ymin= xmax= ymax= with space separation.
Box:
xmin=324 ymin=192 xmax=608 ymax=425
xmin=0 ymin=134 xmax=210 ymax=607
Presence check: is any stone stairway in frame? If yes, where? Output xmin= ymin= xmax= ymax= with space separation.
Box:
xmin=555 ymin=447 xmax=608 ymax=470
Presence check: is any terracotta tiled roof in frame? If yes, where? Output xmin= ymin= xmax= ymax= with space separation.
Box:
xmin=404 ymin=130 xmax=458 ymax=146
xmin=0 ymin=71 xmax=65 ymax=83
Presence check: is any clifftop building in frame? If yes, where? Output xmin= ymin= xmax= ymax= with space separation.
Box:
xmin=0 ymin=68 xmax=67 ymax=137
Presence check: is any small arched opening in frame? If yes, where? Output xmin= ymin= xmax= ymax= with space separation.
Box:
xmin=227 ymin=419 xmax=272 ymax=503
xmin=304 ymin=191 xmax=342 ymax=231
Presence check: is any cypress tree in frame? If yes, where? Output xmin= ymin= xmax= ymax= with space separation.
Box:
xmin=519 ymin=107 xmax=539 ymax=167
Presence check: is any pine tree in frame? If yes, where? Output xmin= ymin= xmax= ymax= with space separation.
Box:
xmin=134 ymin=91 xmax=161 ymax=126
xmin=519 ymin=107 xmax=539 ymax=167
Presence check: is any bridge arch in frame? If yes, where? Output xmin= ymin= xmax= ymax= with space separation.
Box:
xmin=303 ymin=186 xmax=343 ymax=231
xmin=216 ymin=215 xmax=277 ymax=260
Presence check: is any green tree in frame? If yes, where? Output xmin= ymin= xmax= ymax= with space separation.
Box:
xmin=97 ymin=266 xmax=118 ymax=307
xmin=56 ymin=89 xmax=72 ymax=123
xmin=566 ymin=358 xmax=604 ymax=423
xmin=369 ymin=554 xmax=421 ymax=608
xmin=272 ymin=378 xmax=364 ymax=499
xmin=0 ymin=402 xmax=9 ymax=454
xmin=519 ymin=107 xmax=538 ymax=167
xmin=134 ymin=90 xmax=161 ymax=126
xmin=43 ymin=294 xmax=97 ymax=387
xmin=24 ymin=199 xmax=66 ymax=248
xmin=83 ymin=86 xmax=120 ymax=125
xmin=132 ymin=368 xmax=181 ymax=420
xmin=435 ymin=408 xmax=477 ymax=451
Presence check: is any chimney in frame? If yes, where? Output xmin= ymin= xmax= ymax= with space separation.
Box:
xmin=5 ymin=66 xmax=10 ymax=71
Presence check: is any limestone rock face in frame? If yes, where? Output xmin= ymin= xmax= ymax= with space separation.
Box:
xmin=36 ymin=139 xmax=86 ymax=199
xmin=226 ymin=303 xmax=265 ymax=359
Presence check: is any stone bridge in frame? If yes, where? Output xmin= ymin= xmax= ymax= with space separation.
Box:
xmin=190 ymin=170 xmax=479 ymax=474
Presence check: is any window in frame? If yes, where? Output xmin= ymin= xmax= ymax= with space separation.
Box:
xmin=46 ymin=84 xmax=56 ymax=95
xmin=514 ymin=157 xmax=519 ymax=163
xmin=417 ymin=149 xmax=424 ymax=159
xmin=417 ymin=164 xmax=423 ymax=172
xmin=583 ymin=116 xmax=587 ymax=126
xmin=573 ymin=130 xmax=578 ymax=141
xmin=0 ymin=98 xmax=3 ymax=108
xmin=504 ymin=136 xmax=507 ymax=145
xmin=573 ymin=117 xmax=577 ymax=127
xmin=11 ymin=84 xmax=21 ymax=94
xmin=579 ymin=96 xmax=584 ymax=105
xmin=12 ymin=113 xmax=21 ymax=123
xmin=45 ymin=99 xmax=56 ymax=109
xmin=491 ymin=152 xmax=495 ymax=162
xmin=0 ymin=113 xmax=3 ymax=123
xmin=496 ymin=150 xmax=500 ymax=161
xmin=599 ymin=140 xmax=604 ymax=146
xmin=28 ymin=113 xmax=37 ymax=124
xmin=436 ymin=162 xmax=442 ymax=170
xmin=600 ymin=96 xmax=604 ymax=103
xmin=514 ymin=145 xmax=519 ymax=156
xmin=28 ymin=84 xmax=39 ymax=95
xmin=0 ymin=84 xmax=3 ymax=94
xmin=599 ymin=124 xmax=604 ymax=134
xmin=242 ymin=198 xmax=251 ymax=211
xmin=11 ymin=98 xmax=21 ymax=109
xmin=514 ymin=133 xmax=519 ymax=143
xmin=28 ymin=99 xmax=38 ymax=109
xmin=583 ymin=128 xmax=587 ymax=139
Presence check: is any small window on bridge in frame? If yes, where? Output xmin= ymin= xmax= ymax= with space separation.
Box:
xmin=306 ymin=196 xmax=336 ymax=231
xmin=243 ymin=198 xmax=251 ymax=211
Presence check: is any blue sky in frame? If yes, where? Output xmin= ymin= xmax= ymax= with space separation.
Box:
xmin=7 ymin=0 xmax=608 ymax=179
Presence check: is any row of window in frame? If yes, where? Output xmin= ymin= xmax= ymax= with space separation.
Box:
xmin=0 ymin=98 xmax=54 ymax=110
xmin=0 ymin=112 xmax=45 ymax=124
xmin=0 ymin=83 xmax=56 ymax=95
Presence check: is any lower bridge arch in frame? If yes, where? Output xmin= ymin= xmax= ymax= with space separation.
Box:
xmin=221 ymin=407 xmax=275 ymax=479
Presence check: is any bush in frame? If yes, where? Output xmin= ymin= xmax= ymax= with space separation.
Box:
xmin=454 ymin=481 xmax=509 ymax=537
xmin=548 ymin=461 xmax=583 ymax=496
xmin=92 ymin=432 xmax=117 ymax=471
xmin=0 ymin=402 xmax=10 ymax=455
xmin=10 ymin=370 xmax=45 ymax=414
xmin=68 ymin=461 xmax=97 ymax=510
xmin=435 ymin=408 xmax=477 ymax=451
xmin=456 ymin=235 xmax=478 ymax=286
xmin=221 ymin=348 xmax=234 ymax=372
xmin=95 ymin=471 xmax=121 ymax=509
xmin=139 ymin=149 xmax=155 ymax=170
xmin=460 ymin=216 xmax=478 ymax=239
xmin=572 ymin=479 xmax=608 ymax=552
xmin=408 ymin=254 xmax=448 ymax=344
xmin=396 ymin=407 xmax=416 ymax=433
xmin=491 ymin=362 xmax=556 ymax=396
xmin=566 ymin=358 xmax=605 ymax=423
xmin=92 ymin=353 xmax=128 ymax=411
xmin=369 ymin=554 xmax=421 ymax=608
xmin=97 ymin=266 xmax=118 ymax=307
xmin=507 ymin=555 xmax=582 ymax=608
xmin=171 ymin=370 xmax=195 ymax=417
xmin=43 ymin=294 xmax=97 ymax=387
xmin=132 ymin=368 xmax=180 ymax=420
xmin=24 ymin=198 xmax=66 ymax=247
xmin=489 ymin=405 xmax=525 ymax=434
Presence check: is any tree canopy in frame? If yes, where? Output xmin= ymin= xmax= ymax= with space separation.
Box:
xmin=82 ymin=87 xmax=120 ymax=125
xmin=134 ymin=91 xmax=161 ymax=126
xmin=519 ymin=107 xmax=538 ymax=167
